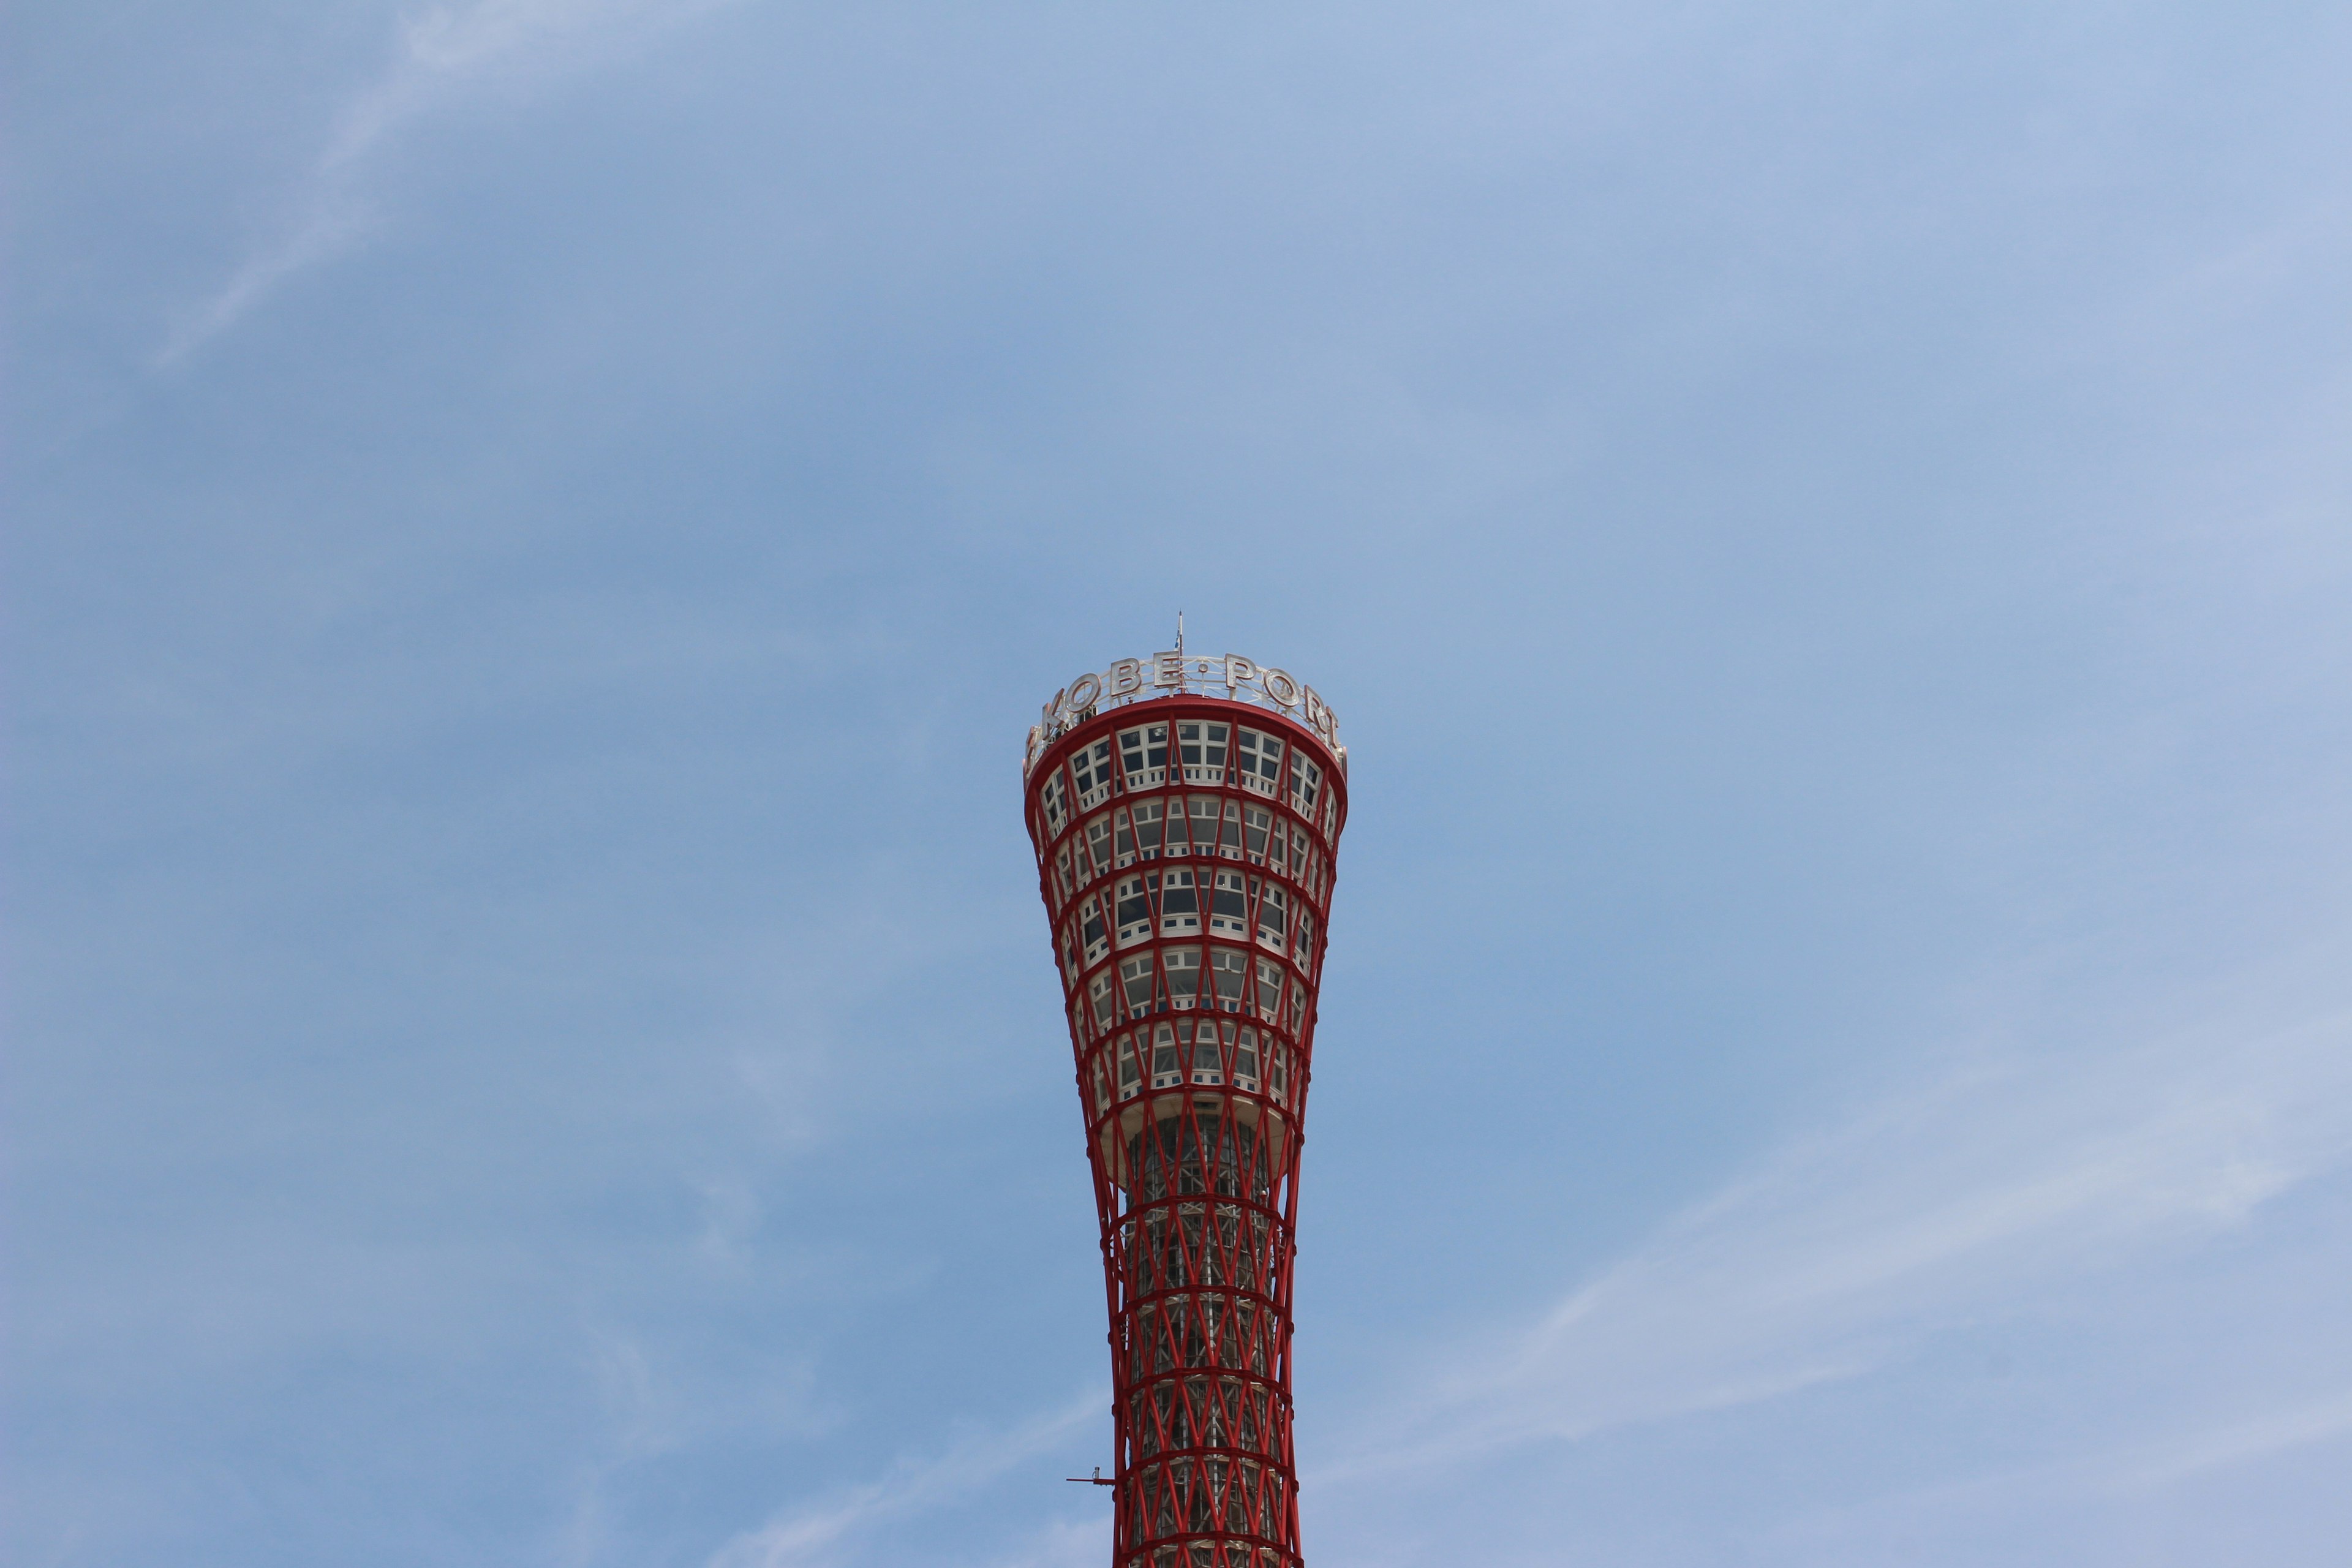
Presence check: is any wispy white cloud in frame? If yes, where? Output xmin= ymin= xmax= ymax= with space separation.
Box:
xmin=162 ymin=0 xmax=741 ymax=362
xmin=704 ymin=1388 xmax=1104 ymax=1568
xmin=1322 ymin=978 xmax=2352 ymax=1483
xmin=2116 ymin=1385 xmax=2352 ymax=1488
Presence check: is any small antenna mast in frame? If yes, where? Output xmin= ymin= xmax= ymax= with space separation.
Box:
xmin=1176 ymin=609 xmax=1185 ymax=662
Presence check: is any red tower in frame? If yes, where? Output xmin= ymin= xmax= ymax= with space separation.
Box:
xmin=1023 ymin=651 xmax=1348 ymax=1568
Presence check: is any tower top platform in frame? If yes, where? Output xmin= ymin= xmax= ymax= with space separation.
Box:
xmin=1025 ymin=652 xmax=1346 ymax=778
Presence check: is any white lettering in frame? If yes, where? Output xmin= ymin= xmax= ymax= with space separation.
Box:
xmin=1026 ymin=652 xmax=1341 ymax=777
xmin=1304 ymin=687 xmax=1336 ymax=739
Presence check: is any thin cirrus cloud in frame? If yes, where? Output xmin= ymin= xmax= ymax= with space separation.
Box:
xmin=160 ymin=0 xmax=740 ymax=363
xmin=703 ymin=1387 xmax=1104 ymax=1568
xmin=1317 ymin=971 xmax=2352 ymax=1488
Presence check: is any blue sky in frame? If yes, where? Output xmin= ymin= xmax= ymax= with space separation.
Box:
xmin=8 ymin=2 xmax=2352 ymax=1564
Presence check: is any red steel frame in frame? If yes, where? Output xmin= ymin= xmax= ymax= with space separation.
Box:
xmin=1024 ymin=692 xmax=1347 ymax=1568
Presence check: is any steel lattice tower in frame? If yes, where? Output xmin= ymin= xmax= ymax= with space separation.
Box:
xmin=1023 ymin=651 xmax=1348 ymax=1568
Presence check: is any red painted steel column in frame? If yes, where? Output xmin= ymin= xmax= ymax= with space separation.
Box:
xmin=1025 ymin=682 xmax=1347 ymax=1568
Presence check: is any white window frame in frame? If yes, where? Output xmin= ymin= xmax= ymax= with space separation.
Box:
xmin=1080 ymin=894 xmax=1110 ymax=963
xmin=1208 ymin=946 xmax=1250 ymax=1009
xmin=1208 ymin=870 xmax=1250 ymax=937
xmin=1149 ymin=1022 xmax=1183 ymax=1089
xmin=1118 ymin=724 xmax=1168 ymax=789
xmin=1236 ymin=729 xmax=1283 ymax=795
xmin=1233 ymin=1027 xmax=1261 ymax=1091
xmin=1114 ymin=875 xmax=1153 ymax=947
xmin=1177 ymin=720 xmax=1231 ymax=785
xmin=1254 ymin=881 xmax=1287 ymax=952
xmin=1071 ymin=739 xmax=1115 ymax=809
xmin=1157 ymin=868 xmax=1202 ymax=937
xmin=1164 ymin=946 xmax=1201 ymax=1009
xmin=1120 ymin=954 xmax=1157 ymax=1016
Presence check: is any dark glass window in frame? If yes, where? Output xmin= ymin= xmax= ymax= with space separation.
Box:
xmin=1159 ymin=869 xmax=1201 ymax=935
xmin=1121 ymin=954 xmax=1158 ymax=1014
xmin=1071 ymin=739 xmax=1115 ymax=807
xmin=1117 ymin=1033 xmax=1142 ymax=1098
xmin=1254 ymin=882 xmax=1288 ymax=950
xmin=1130 ymin=799 xmax=1164 ymax=859
xmin=1040 ymin=769 xmax=1070 ymax=835
xmin=1188 ymin=796 xmax=1221 ymax=856
xmin=1158 ymin=799 xmax=1190 ymax=858
xmin=1118 ymin=724 xmax=1168 ymax=788
xmin=1178 ymin=721 xmax=1231 ymax=783
xmin=1115 ymin=876 xmax=1153 ymax=945
xmin=1237 ymin=729 xmax=1284 ymax=792
xmin=1286 ymin=754 xmax=1322 ymax=812
xmin=1255 ymin=957 xmax=1284 ymax=1019
xmin=1209 ymin=947 xmax=1250 ymax=1009
xmin=1210 ymin=871 xmax=1249 ymax=937
xmin=1234 ymin=1027 xmax=1261 ymax=1089
xmin=1164 ymin=946 xmax=1202 ymax=1007
xmin=1243 ymin=806 xmax=1272 ymax=862
xmin=1150 ymin=1023 xmax=1182 ymax=1088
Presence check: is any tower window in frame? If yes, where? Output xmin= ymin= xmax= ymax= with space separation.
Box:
xmin=1158 ymin=799 xmax=1191 ymax=858
xmin=1177 ymin=721 xmax=1231 ymax=783
xmin=1188 ymin=1019 xmax=1234 ymax=1085
xmin=1209 ymin=946 xmax=1250 ymax=1009
xmin=1150 ymin=1023 xmax=1182 ymax=1088
xmin=1286 ymin=755 xmax=1322 ymax=812
xmin=1071 ymin=739 xmax=1115 ymax=809
xmin=1254 ymin=882 xmax=1287 ymax=951
xmin=1234 ymin=1027 xmax=1261 ymax=1090
xmin=1129 ymin=799 xmax=1164 ymax=860
xmin=1082 ymin=815 xmax=1114 ymax=883
xmin=1236 ymin=730 xmax=1284 ymax=794
xmin=1209 ymin=871 xmax=1249 ymax=937
xmin=1255 ymin=957 xmax=1285 ymax=1019
xmin=1040 ymin=770 xmax=1070 ymax=835
xmin=1089 ymin=971 xmax=1117 ymax=1030
xmin=1164 ymin=946 xmax=1201 ymax=1008
xmin=1243 ymin=806 xmax=1272 ymax=863
xmin=1114 ymin=876 xmax=1153 ymax=946
xmin=1120 ymin=954 xmax=1158 ymax=1014
xmin=1052 ymin=845 xmax=1075 ymax=908
xmin=1188 ymin=796 xmax=1222 ymax=858
xmin=1117 ymin=1033 xmax=1142 ymax=1098
xmin=1080 ymin=895 xmax=1109 ymax=963
xmin=1158 ymin=869 xmax=1201 ymax=936
xmin=1118 ymin=724 xmax=1168 ymax=788
xmin=1219 ymin=801 xmax=1245 ymax=858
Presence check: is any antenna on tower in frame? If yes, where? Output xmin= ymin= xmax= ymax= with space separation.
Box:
xmin=1176 ymin=609 xmax=1185 ymax=662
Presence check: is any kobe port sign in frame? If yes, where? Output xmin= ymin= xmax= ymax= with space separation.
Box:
xmin=1026 ymin=652 xmax=1344 ymax=775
